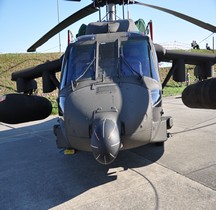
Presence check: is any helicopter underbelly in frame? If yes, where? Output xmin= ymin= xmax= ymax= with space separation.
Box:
xmin=63 ymin=82 xmax=153 ymax=151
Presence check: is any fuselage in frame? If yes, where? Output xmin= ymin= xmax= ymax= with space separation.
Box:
xmin=56 ymin=31 xmax=168 ymax=164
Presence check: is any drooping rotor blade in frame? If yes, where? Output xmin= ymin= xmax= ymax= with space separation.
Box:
xmin=27 ymin=3 xmax=98 ymax=52
xmin=134 ymin=1 xmax=216 ymax=33
xmin=11 ymin=58 xmax=62 ymax=81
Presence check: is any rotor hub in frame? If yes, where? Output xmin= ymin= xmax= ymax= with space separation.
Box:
xmin=93 ymin=0 xmax=133 ymax=7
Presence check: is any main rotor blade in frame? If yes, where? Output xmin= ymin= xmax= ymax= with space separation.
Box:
xmin=27 ymin=3 xmax=98 ymax=52
xmin=134 ymin=1 xmax=216 ymax=33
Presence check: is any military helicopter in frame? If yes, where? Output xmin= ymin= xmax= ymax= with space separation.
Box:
xmin=1 ymin=0 xmax=216 ymax=164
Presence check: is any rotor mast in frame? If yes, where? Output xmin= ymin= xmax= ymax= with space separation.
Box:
xmin=94 ymin=0 xmax=129 ymax=21
xmin=107 ymin=3 xmax=116 ymax=21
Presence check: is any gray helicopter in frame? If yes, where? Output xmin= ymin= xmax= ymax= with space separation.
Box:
xmin=1 ymin=0 xmax=216 ymax=165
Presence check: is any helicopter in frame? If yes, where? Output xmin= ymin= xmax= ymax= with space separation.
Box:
xmin=0 ymin=0 xmax=216 ymax=165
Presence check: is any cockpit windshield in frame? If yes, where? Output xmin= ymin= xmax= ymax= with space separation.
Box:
xmin=120 ymin=39 xmax=151 ymax=78
xmin=66 ymin=43 xmax=95 ymax=84
xmin=61 ymin=34 xmax=159 ymax=89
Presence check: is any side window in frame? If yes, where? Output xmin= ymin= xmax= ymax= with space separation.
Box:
xmin=149 ymin=47 xmax=160 ymax=82
xmin=60 ymin=50 xmax=69 ymax=90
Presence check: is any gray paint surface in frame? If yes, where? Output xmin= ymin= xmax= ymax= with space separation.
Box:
xmin=0 ymin=96 xmax=216 ymax=209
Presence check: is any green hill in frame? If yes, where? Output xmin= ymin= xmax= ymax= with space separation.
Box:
xmin=0 ymin=53 xmax=60 ymax=95
xmin=0 ymin=53 xmax=61 ymax=114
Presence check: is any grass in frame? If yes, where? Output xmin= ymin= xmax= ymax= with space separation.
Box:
xmin=47 ymin=95 xmax=59 ymax=115
xmin=163 ymin=83 xmax=186 ymax=97
xmin=0 ymin=53 xmax=60 ymax=93
xmin=159 ymin=66 xmax=197 ymax=97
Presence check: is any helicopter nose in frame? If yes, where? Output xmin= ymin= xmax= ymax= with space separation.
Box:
xmin=91 ymin=119 xmax=121 ymax=165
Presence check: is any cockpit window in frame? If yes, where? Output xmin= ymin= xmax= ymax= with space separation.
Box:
xmin=120 ymin=39 xmax=151 ymax=78
xmin=98 ymin=41 xmax=118 ymax=78
xmin=66 ymin=43 xmax=95 ymax=85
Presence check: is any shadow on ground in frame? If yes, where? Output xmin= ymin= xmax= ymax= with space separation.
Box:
xmin=0 ymin=119 xmax=164 ymax=209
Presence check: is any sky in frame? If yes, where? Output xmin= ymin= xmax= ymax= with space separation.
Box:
xmin=0 ymin=0 xmax=216 ymax=53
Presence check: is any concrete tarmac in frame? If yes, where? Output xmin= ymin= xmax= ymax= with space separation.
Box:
xmin=0 ymin=96 xmax=216 ymax=210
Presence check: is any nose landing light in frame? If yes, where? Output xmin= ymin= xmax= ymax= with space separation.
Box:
xmin=91 ymin=119 xmax=121 ymax=165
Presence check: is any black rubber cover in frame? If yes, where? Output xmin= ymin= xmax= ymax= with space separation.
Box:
xmin=0 ymin=94 xmax=52 ymax=124
xmin=182 ymin=78 xmax=216 ymax=109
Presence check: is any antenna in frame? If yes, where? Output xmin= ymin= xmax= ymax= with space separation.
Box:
xmin=122 ymin=1 xmax=125 ymax=19
xmin=56 ymin=0 xmax=62 ymax=54
xmin=127 ymin=2 xmax=130 ymax=19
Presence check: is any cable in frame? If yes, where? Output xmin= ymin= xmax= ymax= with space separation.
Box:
xmin=199 ymin=32 xmax=214 ymax=44
xmin=0 ymin=58 xmax=44 ymax=76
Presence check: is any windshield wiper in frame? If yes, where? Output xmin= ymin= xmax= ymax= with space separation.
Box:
xmin=74 ymin=57 xmax=95 ymax=82
xmin=121 ymin=55 xmax=142 ymax=79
